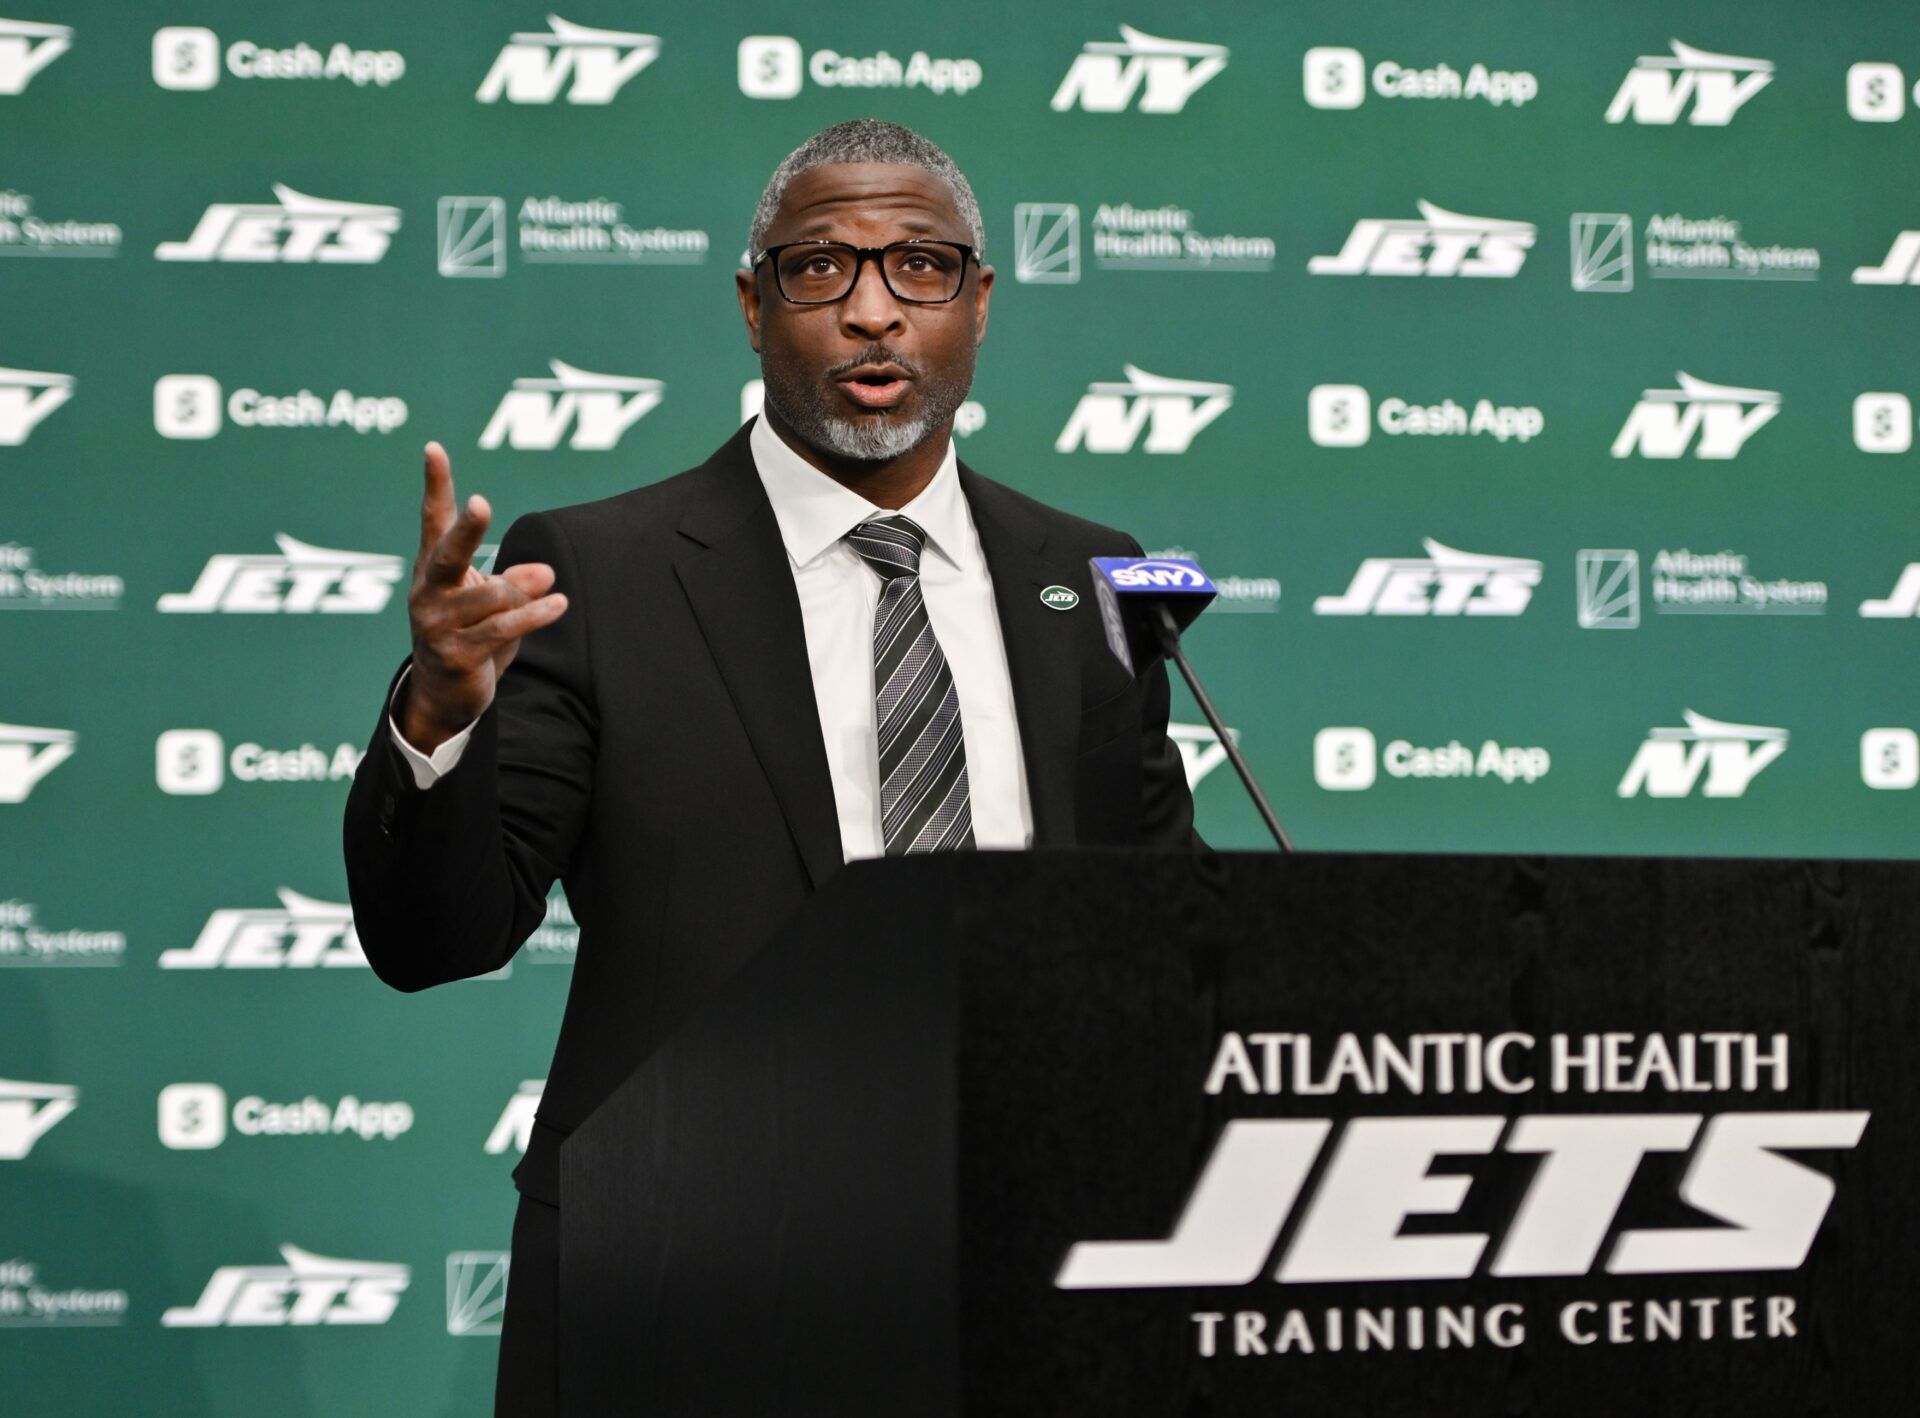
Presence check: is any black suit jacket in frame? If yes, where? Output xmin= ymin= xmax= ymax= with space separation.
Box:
xmin=343 ymin=419 xmax=1198 ymax=1203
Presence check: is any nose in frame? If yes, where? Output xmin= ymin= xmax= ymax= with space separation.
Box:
xmin=838 ymin=253 xmax=906 ymax=342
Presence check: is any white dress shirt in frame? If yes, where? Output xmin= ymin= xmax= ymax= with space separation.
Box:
xmin=389 ymin=415 xmax=1035 ymax=862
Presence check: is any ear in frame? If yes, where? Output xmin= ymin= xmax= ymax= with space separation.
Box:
xmin=972 ymin=263 xmax=994 ymax=347
xmin=735 ymin=267 xmax=763 ymax=353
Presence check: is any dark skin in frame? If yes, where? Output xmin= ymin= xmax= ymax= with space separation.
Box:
xmin=734 ymin=161 xmax=995 ymax=509
xmin=399 ymin=161 xmax=992 ymax=752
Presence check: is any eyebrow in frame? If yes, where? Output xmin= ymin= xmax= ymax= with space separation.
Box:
xmin=789 ymin=217 xmax=944 ymax=240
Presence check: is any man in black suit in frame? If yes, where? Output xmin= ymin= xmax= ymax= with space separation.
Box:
xmin=343 ymin=119 xmax=1198 ymax=1415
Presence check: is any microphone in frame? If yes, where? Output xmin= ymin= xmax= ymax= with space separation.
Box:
xmin=1090 ymin=555 xmax=1294 ymax=852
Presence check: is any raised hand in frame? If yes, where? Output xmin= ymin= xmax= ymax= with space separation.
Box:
xmin=399 ymin=441 xmax=568 ymax=752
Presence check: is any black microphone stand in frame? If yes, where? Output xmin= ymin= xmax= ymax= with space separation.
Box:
xmin=1151 ymin=603 xmax=1294 ymax=852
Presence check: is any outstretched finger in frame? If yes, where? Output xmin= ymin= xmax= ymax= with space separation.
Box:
xmin=425 ymin=490 xmax=492 ymax=588
xmin=438 ymin=570 xmax=534 ymax=626
xmin=497 ymin=561 xmax=556 ymax=599
xmin=468 ymin=592 xmax=569 ymax=647
xmin=419 ymin=441 xmax=457 ymax=556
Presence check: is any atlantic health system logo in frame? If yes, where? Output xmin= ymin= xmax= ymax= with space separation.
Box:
xmin=1577 ymin=549 xmax=1826 ymax=625
xmin=446 ymin=1252 xmax=511 ymax=1337
xmin=1012 ymin=201 xmax=1273 ymax=283
xmin=437 ymin=195 xmax=708 ymax=277
xmin=1571 ymin=214 xmax=1635 ymax=292
xmin=0 ymin=540 xmax=122 ymax=610
xmin=1575 ymin=212 xmax=1820 ymax=291
xmin=0 ymin=898 xmax=126 ymax=969
xmin=0 ymin=188 xmax=121 ymax=258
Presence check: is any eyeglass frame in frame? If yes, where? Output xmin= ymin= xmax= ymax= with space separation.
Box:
xmin=750 ymin=238 xmax=979 ymax=306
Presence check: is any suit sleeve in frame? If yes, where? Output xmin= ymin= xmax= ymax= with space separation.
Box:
xmin=1122 ymin=533 xmax=1206 ymax=851
xmin=342 ymin=511 xmax=597 ymax=990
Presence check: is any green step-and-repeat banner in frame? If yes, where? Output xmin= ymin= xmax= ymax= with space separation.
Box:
xmin=3 ymin=2 xmax=1916 ymax=1411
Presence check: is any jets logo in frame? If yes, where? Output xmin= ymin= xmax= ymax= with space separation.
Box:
xmin=1606 ymin=40 xmax=1773 ymax=126
xmin=1057 ymin=1109 xmax=1865 ymax=1288
xmin=485 ymin=1080 xmax=544 ymax=1154
xmin=1169 ymin=723 xmax=1237 ymax=790
xmin=1617 ymin=711 xmax=1788 ymax=798
xmin=159 ymin=888 xmax=368 ymax=969
xmin=155 ymin=184 xmax=400 ymax=264
xmin=0 ymin=364 xmax=74 ymax=445
xmin=1309 ymin=200 xmax=1534 ymax=278
xmin=1051 ymin=25 xmax=1227 ymax=113
xmin=1854 ymin=231 xmax=1920 ymax=285
xmin=1314 ymin=539 xmax=1541 ymax=617
xmin=480 ymin=359 xmax=664 ymax=451
xmin=157 ymin=535 xmax=403 ymax=614
xmin=1862 ymin=565 xmax=1920 ymax=617
xmin=162 ymin=1246 xmax=409 ymax=1327
xmin=476 ymin=15 xmax=659 ymax=105
xmin=1056 ymin=364 xmax=1233 ymax=453
xmin=0 ymin=720 xmax=76 ymax=803
xmin=0 ymin=16 xmax=70 ymax=94
xmin=0 ymin=1077 xmax=78 ymax=1159
xmin=1611 ymin=372 xmax=1780 ymax=460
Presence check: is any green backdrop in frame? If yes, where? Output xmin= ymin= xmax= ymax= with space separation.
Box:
xmin=3 ymin=1 xmax=1915 ymax=1411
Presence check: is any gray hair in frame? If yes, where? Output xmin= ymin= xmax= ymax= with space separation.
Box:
xmin=748 ymin=119 xmax=985 ymax=261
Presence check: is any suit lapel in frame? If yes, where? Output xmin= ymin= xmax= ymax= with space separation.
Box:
xmin=961 ymin=464 xmax=1082 ymax=847
xmin=673 ymin=425 xmax=843 ymax=891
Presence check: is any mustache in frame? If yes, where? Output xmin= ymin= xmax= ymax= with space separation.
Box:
xmin=825 ymin=346 xmax=921 ymax=380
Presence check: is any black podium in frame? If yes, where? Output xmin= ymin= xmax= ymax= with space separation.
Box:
xmin=557 ymin=852 xmax=1917 ymax=1416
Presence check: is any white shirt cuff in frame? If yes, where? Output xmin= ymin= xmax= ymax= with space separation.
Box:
xmin=385 ymin=664 xmax=478 ymax=791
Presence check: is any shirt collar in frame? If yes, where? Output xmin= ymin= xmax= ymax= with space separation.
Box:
xmin=749 ymin=413 xmax=968 ymax=572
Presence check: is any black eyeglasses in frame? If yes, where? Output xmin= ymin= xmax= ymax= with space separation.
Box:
xmin=753 ymin=240 xmax=976 ymax=305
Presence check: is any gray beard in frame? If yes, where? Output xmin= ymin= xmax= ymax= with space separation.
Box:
xmin=762 ymin=361 xmax=971 ymax=463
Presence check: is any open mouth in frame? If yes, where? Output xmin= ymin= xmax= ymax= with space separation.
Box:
xmin=835 ymin=365 xmax=912 ymax=411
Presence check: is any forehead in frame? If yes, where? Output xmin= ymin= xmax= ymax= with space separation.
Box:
xmin=766 ymin=162 xmax=966 ymax=243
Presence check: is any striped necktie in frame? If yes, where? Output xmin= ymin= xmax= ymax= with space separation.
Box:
xmin=846 ymin=515 xmax=976 ymax=854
